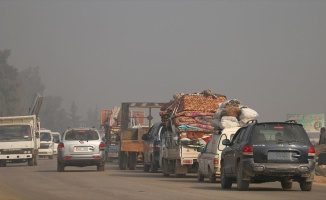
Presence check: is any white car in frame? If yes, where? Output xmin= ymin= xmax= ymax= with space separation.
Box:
xmin=51 ymin=132 xmax=61 ymax=155
xmin=197 ymin=127 xmax=240 ymax=182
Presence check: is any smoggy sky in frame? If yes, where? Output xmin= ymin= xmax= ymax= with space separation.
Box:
xmin=1 ymin=0 xmax=326 ymax=123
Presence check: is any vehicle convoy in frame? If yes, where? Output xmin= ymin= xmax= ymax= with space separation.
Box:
xmin=220 ymin=120 xmax=316 ymax=191
xmin=142 ymin=122 xmax=167 ymax=173
xmin=159 ymin=90 xmax=228 ymax=177
xmin=0 ymin=115 xmax=40 ymax=167
xmin=197 ymin=127 xmax=240 ymax=182
xmin=118 ymin=102 xmax=165 ymax=170
xmin=57 ymin=127 xmax=106 ymax=172
xmin=39 ymin=129 xmax=54 ymax=159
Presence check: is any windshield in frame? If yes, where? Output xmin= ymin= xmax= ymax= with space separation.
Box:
xmin=65 ymin=130 xmax=99 ymax=141
xmin=252 ymin=123 xmax=310 ymax=144
xmin=0 ymin=125 xmax=32 ymax=141
xmin=40 ymin=132 xmax=52 ymax=141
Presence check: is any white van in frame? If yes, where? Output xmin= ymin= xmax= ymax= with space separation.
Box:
xmin=39 ymin=129 xmax=54 ymax=159
xmin=197 ymin=127 xmax=240 ymax=182
xmin=51 ymin=132 xmax=61 ymax=155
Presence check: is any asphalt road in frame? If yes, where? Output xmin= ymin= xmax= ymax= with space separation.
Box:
xmin=0 ymin=158 xmax=325 ymax=200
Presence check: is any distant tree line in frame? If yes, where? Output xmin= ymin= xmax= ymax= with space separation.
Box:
xmin=0 ymin=49 xmax=100 ymax=133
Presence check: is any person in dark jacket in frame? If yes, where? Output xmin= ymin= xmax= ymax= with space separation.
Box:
xmin=319 ymin=127 xmax=326 ymax=145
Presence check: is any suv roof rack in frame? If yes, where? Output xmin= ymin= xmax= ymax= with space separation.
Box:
xmin=246 ymin=119 xmax=258 ymax=124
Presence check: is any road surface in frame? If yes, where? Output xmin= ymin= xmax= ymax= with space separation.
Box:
xmin=0 ymin=158 xmax=325 ymax=200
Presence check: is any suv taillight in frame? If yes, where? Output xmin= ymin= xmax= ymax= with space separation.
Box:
xmin=99 ymin=142 xmax=105 ymax=150
xmin=58 ymin=142 xmax=64 ymax=149
xmin=242 ymin=144 xmax=253 ymax=156
xmin=308 ymin=145 xmax=315 ymax=157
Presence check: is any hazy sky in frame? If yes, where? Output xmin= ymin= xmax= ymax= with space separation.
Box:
xmin=1 ymin=0 xmax=326 ymax=123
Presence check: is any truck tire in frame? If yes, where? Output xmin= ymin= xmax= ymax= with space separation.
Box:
xmin=128 ymin=152 xmax=137 ymax=170
xmin=119 ymin=151 xmax=127 ymax=170
xmin=299 ymin=179 xmax=312 ymax=191
xmin=150 ymin=159 xmax=159 ymax=173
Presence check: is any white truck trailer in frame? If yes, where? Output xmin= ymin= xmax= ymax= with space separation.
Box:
xmin=0 ymin=115 xmax=40 ymax=167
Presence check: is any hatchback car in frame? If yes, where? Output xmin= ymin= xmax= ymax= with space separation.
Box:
xmin=220 ymin=120 xmax=316 ymax=191
xmin=57 ymin=127 xmax=106 ymax=172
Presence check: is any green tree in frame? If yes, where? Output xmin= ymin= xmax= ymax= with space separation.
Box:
xmin=69 ymin=100 xmax=81 ymax=128
xmin=0 ymin=49 xmax=22 ymax=116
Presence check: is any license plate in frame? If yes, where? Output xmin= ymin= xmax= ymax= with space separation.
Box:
xmin=75 ymin=147 xmax=89 ymax=152
xmin=268 ymin=152 xmax=291 ymax=161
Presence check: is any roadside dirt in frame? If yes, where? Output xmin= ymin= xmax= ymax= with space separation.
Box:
xmin=314 ymin=144 xmax=326 ymax=184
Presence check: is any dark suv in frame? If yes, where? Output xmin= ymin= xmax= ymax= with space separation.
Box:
xmin=220 ymin=120 xmax=316 ymax=191
xmin=142 ymin=122 xmax=166 ymax=173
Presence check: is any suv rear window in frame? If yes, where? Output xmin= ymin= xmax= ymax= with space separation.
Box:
xmin=64 ymin=130 xmax=99 ymax=141
xmin=251 ymin=123 xmax=309 ymax=143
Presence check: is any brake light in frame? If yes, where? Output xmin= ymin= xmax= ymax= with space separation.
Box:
xmin=213 ymin=158 xmax=219 ymax=165
xmin=308 ymin=145 xmax=315 ymax=156
xmin=58 ymin=142 xmax=64 ymax=149
xmin=154 ymin=144 xmax=160 ymax=151
xmin=242 ymin=144 xmax=253 ymax=155
xmin=99 ymin=142 xmax=105 ymax=150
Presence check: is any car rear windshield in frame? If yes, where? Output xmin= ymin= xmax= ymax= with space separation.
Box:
xmin=64 ymin=130 xmax=99 ymax=141
xmin=251 ymin=123 xmax=310 ymax=144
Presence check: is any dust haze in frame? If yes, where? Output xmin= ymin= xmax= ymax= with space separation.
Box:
xmin=0 ymin=0 xmax=325 ymax=123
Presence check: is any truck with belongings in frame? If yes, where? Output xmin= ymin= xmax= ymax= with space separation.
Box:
xmin=159 ymin=89 xmax=228 ymax=177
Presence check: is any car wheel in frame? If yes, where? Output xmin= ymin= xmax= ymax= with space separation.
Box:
xmin=150 ymin=161 xmax=159 ymax=173
xmin=208 ymin=168 xmax=217 ymax=183
xmin=197 ymin=169 xmax=204 ymax=182
xmin=281 ymin=180 xmax=292 ymax=190
xmin=236 ymin=162 xmax=249 ymax=191
xmin=143 ymin=164 xmax=150 ymax=172
xmin=57 ymin=162 xmax=65 ymax=172
xmin=97 ymin=164 xmax=105 ymax=171
xmin=162 ymin=158 xmax=169 ymax=177
xmin=221 ymin=162 xmax=232 ymax=189
xmin=299 ymin=179 xmax=312 ymax=191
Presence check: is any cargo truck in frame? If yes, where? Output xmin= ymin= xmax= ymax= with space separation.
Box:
xmin=0 ymin=115 xmax=40 ymax=167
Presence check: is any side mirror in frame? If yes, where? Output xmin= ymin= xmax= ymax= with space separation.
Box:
xmin=141 ymin=133 xmax=151 ymax=141
xmin=222 ymin=139 xmax=231 ymax=146
xmin=197 ymin=147 xmax=204 ymax=153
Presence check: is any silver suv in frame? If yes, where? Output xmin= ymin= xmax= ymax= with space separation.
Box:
xmin=57 ymin=127 xmax=106 ymax=172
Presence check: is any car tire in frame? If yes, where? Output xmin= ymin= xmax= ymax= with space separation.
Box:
xmin=197 ymin=170 xmax=204 ymax=182
xmin=281 ymin=180 xmax=292 ymax=190
xmin=143 ymin=164 xmax=150 ymax=172
xmin=221 ymin=162 xmax=232 ymax=189
xmin=299 ymin=180 xmax=312 ymax=191
xmin=236 ymin=162 xmax=249 ymax=191
xmin=208 ymin=168 xmax=217 ymax=183
xmin=162 ymin=158 xmax=170 ymax=177
xmin=150 ymin=161 xmax=158 ymax=173
xmin=57 ymin=162 xmax=65 ymax=172
xmin=97 ymin=164 xmax=105 ymax=171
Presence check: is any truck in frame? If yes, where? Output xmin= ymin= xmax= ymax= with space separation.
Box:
xmin=118 ymin=102 xmax=165 ymax=170
xmin=0 ymin=115 xmax=40 ymax=167
xmin=159 ymin=90 xmax=228 ymax=177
